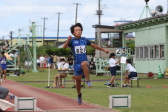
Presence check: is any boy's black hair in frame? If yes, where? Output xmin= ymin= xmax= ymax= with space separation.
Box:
xmin=126 ymin=59 xmax=132 ymax=64
xmin=60 ymin=58 xmax=65 ymax=61
xmin=70 ymin=23 xmax=83 ymax=34
xmin=1 ymin=51 xmax=5 ymax=54
xmin=109 ymin=53 xmax=116 ymax=58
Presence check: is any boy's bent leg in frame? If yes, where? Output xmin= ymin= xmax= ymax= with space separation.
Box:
xmin=81 ymin=61 xmax=93 ymax=88
xmin=81 ymin=61 xmax=89 ymax=81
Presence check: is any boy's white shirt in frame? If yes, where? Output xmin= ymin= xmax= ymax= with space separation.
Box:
xmin=37 ymin=59 xmax=40 ymax=63
xmin=39 ymin=56 xmax=45 ymax=62
xmin=126 ymin=63 xmax=136 ymax=72
xmin=109 ymin=58 xmax=116 ymax=67
xmin=57 ymin=62 xmax=69 ymax=73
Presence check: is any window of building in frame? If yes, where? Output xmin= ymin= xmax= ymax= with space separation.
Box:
xmin=149 ymin=46 xmax=154 ymax=59
xmin=160 ymin=45 xmax=164 ymax=58
xmin=140 ymin=47 xmax=143 ymax=59
xmin=155 ymin=45 xmax=160 ymax=58
xmin=144 ymin=46 xmax=148 ymax=59
xmin=136 ymin=44 xmax=164 ymax=60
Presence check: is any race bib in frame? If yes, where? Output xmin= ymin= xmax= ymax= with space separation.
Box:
xmin=1 ymin=61 xmax=6 ymax=64
xmin=75 ymin=45 xmax=86 ymax=54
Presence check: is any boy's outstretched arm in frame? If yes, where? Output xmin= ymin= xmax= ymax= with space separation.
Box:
xmin=90 ymin=43 xmax=109 ymax=53
xmin=63 ymin=36 xmax=72 ymax=49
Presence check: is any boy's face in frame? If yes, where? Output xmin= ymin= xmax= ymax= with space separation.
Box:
xmin=61 ymin=60 xmax=65 ymax=63
xmin=73 ymin=26 xmax=82 ymax=38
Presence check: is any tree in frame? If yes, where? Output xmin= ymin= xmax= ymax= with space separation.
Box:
xmin=26 ymin=45 xmax=95 ymax=58
xmin=127 ymin=43 xmax=135 ymax=51
xmin=86 ymin=46 xmax=95 ymax=56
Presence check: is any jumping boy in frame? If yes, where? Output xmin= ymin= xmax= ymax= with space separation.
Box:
xmin=63 ymin=23 xmax=109 ymax=105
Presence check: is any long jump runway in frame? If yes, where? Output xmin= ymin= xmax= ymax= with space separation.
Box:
xmin=1 ymin=80 xmax=117 ymax=112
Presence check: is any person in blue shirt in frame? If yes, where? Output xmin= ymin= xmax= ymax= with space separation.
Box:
xmin=48 ymin=55 xmax=53 ymax=70
xmin=0 ymin=51 xmax=7 ymax=83
xmin=63 ymin=23 xmax=109 ymax=105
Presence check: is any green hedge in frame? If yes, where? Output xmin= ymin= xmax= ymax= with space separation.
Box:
xmin=26 ymin=45 xmax=95 ymax=57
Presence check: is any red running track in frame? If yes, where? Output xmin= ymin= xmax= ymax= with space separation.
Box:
xmin=1 ymin=80 xmax=117 ymax=112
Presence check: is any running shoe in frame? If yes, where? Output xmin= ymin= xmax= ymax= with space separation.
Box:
xmin=86 ymin=81 xmax=93 ymax=88
xmin=78 ymin=93 xmax=82 ymax=105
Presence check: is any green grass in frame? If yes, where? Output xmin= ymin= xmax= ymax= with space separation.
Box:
xmin=6 ymin=69 xmax=168 ymax=112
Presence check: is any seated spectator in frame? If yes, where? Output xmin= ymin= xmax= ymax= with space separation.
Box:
xmin=89 ymin=58 xmax=96 ymax=71
xmin=122 ymin=59 xmax=137 ymax=87
xmin=0 ymin=86 xmax=9 ymax=99
xmin=67 ymin=55 xmax=74 ymax=70
xmin=53 ymin=58 xmax=69 ymax=88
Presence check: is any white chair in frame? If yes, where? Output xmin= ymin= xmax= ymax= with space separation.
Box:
xmin=130 ymin=77 xmax=140 ymax=87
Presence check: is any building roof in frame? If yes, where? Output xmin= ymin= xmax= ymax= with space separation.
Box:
xmin=12 ymin=37 xmax=95 ymax=40
xmin=92 ymin=25 xmax=123 ymax=33
xmin=115 ymin=14 xmax=168 ymax=30
xmin=92 ymin=25 xmax=115 ymax=29
xmin=114 ymin=20 xmax=133 ymax=22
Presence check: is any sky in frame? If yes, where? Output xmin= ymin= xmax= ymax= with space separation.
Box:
xmin=0 ymin=0 xmax=167 ymax=39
